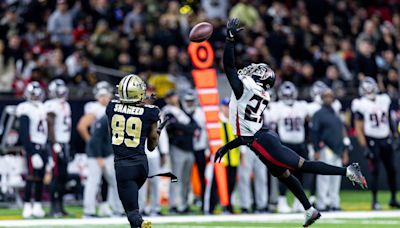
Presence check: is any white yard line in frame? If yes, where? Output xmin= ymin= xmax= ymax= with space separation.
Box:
xmin=0 ymin=211 xmax=400 ymax=227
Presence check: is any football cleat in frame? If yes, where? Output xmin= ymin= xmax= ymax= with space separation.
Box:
xmin=303 ymin=207 xmax=321 ymax=227
xmin=389 ymin=200 xmax=400 ymax=209
xmin=32 ymin=202 xmax=45 ymax=218
xmin=141 ymin=220 xmax=152 ymax=228
xmin=22 ymin=203 xmax=32 ymax=219
xmin=346 ymin=163 xmax=368 ymax=189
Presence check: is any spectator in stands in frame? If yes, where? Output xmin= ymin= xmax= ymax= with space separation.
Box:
xmin=0 ymin=39 xmax=15 ymax=92
xmin=88 ymin=20 xmax=117 ymax=68
xmin=354 ymin=39 xmax=378 ymax=83
xmin=229 ymin=0 xmax=260 ymax=28
xmin=47 ymin=0 xmax=74 ymax=51
xmin=123 ymin=2 xmax=145 ymax=35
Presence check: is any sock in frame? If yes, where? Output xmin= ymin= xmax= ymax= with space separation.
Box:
xmin=301 ymin=160 xmax=346 ymax=176
xmin=279 ymin=174 xmax=311 ymax=210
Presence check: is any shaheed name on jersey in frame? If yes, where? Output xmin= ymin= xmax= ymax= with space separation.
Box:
xmin=106 ymin=100 xmax=160 ymax=164
xmin=351 ymin=93 xmax=391 ymax=139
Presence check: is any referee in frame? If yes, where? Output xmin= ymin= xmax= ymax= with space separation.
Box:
xmin=311 ymin=88 xmax=350 ymax=211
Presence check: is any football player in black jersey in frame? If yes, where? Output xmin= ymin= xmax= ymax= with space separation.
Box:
xmin=106 ymin=74 xmax=160 ymax=228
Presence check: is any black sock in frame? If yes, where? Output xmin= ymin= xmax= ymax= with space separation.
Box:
xmin=301 ymin=160 xmax=346 ymax=176
xmin=34 ymin=181 xmax=43 ymax=202
xmin=279 ymin=174 xmax=311 ymax=210
xmin=24 ymin=180 xmax=33 ymax=202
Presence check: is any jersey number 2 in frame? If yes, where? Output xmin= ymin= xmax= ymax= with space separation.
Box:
xmin=111 ymin=114 xmax=142 ymax=148
xmin=244 ymin=95 xmax=266 ymax=123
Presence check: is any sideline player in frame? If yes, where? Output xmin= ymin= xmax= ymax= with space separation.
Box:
xmin=272 ymin=81 xmax=308 ymax=212
xmin=215 ymin=18 xmax=367 ymax=227
xmin=44 ymin=79 xmax=72 ymax=216
xmin=351 ymin=77 xmax=400 ymax=210
xmin=17 ymin=82 xmax=48 ymax=218
xmin=106 ymin=74 xmax=161 ymax=228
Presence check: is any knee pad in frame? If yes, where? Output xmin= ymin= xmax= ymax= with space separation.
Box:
xmin=127 ymin=210 xmax=143 ymax=227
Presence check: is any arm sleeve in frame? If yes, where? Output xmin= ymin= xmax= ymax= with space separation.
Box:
xmin=311 ymin=113 xmax=322 ymax=152
xmin=223 ymin=40 xmax=244 ymax=99
xmin=19 ymin=115 xmax=34 ymax=155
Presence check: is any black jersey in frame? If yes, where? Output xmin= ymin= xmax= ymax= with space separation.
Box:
xmin=106 ymin=100 xmax=160 ymax=165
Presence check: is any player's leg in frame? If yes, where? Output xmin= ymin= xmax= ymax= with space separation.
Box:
xmin=103 ymin=155 xmax=124 ymax=215
xmin=238 ymin=148 xmax=253 ymax=212
xmin=380 ymin=139 xmax=400 ymax=207
xmin=270 ymin=166 xmax=320 ymax=227
xmin=23 ymin=154 xmax=34 ymax=218
xmin=83 ymin=158 xmax=102 ymax=216
xmin=32 ymin=150 xmax=47 ymax=218
xmin=252 ymin=129 xmax=366 ymax=192
xmin=253 ymin=155 xmax=268 ymax=212
xmin=365 ymin=137 xmax=380 ymax=209
xmin=115 ymin=163 xmax=148 ymax=228
xmin=194 ymin=149 xmax=207 ymax=211
xmin=316 ymin=148 xmax=331 ymax=211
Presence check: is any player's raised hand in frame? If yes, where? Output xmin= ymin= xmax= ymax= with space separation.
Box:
xmin=226 ymin=18 xmax=243 ymax=41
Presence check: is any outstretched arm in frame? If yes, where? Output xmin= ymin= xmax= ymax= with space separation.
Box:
xmin=214 ymin=136 xmax=253 ymax=163
xmin=223 ymin=18 xmax=244 ymax=99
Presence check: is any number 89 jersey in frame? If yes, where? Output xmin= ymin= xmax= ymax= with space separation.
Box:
xmin=351 ymin=94 xmax=391 ymax=139
xmin=229 ymin=88 xmax=269 ymax=136
xmin=106 ymin=100 xmax=160 ymax=160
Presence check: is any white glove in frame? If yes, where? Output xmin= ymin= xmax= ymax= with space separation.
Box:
xmin=31 ymin=154 xmax=44 ymax=169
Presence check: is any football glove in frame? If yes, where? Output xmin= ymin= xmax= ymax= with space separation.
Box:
xmin=157 ymin=115 xmax=171 ymax=135
xmin=226 ymin=18 xmax=243 ymax=41
xmin=31 ymin=153 xmax=44 ymax=169
xmin=214 ymin=145 xmax=229 ymax=163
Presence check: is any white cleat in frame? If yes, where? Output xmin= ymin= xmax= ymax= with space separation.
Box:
xmin=22 ymin=203 xmax=32 ymax=219
xmin=32 ymin=202 xmax=45 ymax=218
xmin=277 ymin=196 xmax=291 ymax=213
xmin=98 ymin=202 xmax=113 ymax=217
xmin=303 ymin=206 xmax=321 ymax=227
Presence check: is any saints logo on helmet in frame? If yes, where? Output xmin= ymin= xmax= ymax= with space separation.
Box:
xmin=117 ymin=74 xmax=146 ymax=103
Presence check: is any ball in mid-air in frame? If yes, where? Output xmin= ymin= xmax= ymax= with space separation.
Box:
xmin=189 ymin=22 xmax=213 ymax=43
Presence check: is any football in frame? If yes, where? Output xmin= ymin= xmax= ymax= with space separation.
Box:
xmin=189 ymin=22 xmax=213 ymax=43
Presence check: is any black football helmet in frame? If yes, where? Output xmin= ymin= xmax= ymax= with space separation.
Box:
xmin=238 ymin=63 xmax=276 ymax=90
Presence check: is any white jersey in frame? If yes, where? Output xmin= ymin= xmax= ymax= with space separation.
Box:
xmin=16 ymin=101 xmax=48 ymax=145
xmin=229 ymin=87 xmax=268 ymax=136
xmin=270 ymin=100 xmax=308 ymax=144
xmin=84 ymin=101 xmax=106 ymax=120
xmin=307 ymin=99 xmax=342 ymax=117
xmin=351 ymin=94 xmax=391 ymax=139
xmin=44 ymin=98 xmax=72 ymax=143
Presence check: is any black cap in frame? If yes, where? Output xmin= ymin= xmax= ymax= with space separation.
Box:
xmin=165 ymin=89 xmax=177 ymax=98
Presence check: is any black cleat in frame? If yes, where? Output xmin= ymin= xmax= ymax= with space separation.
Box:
xmin=346 ymin=163 xmax=368 ymax=189
xmin=303 ymin=207 xmax=321 ymax=227
xmin=389 ymin=200 xmax=400 ymax=209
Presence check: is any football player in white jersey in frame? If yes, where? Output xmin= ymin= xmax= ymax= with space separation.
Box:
xmin=77 ymin=81 xmax=121 ymax=217
xmin=351 ymin=77 xmax=400 ymax=210
xmin=215 ymin=18 xmax=367 ymax=227
xmin=16 ymin=82 xmax=48 ymax=218
xmin=44 ymin=79 xmax=71 ymax=217
xmin=272 ymin=81 xmax=309 ymax=212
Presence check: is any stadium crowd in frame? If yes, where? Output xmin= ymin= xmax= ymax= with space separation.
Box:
xmin=1 ymin=0 xmax=400 ymax=220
